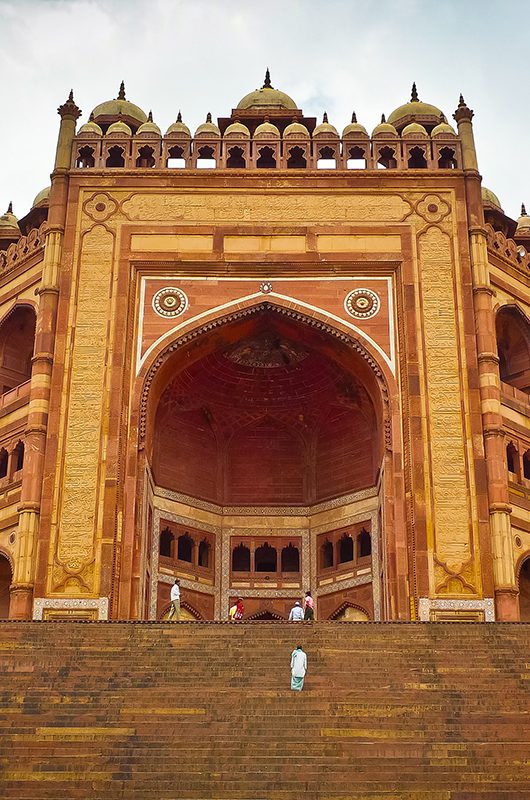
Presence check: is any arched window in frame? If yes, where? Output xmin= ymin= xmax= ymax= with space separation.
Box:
xmin=524 ymin=451 xmax=530 ymax=480
xmin=287 ymin=146 xmax=306 ymax=169
xmin=12 ymin=441 xmax=24 ymax=473
xmin=76 ymin=145 xmax=95 ymax=168
xmin=226 ymin=146 xmax=245 ymax=168
xmin=339 ymin=534 xmax=354 ymax=564
xmin=167 ymin=145 xmax=186 ymax=168
xmin=0 ymin=449 xmax=8 ymax=479
xmin=321 ymin=539 xmax=333 ymax=569
xmin=0 ymin=554 xmax=11 ymax=618
xmin=496 ymin=307 xmax=530 ymax=392
xmin=106 ymin=146 xmax=125 ymax=168
xmin=519 ymin=557 xmax=530 ymax=621
xmin=198 ymin=538 xmax=210 ymax=568
xmin=255 ymin=543 xmax=277 ymax=572
xmin=281 ymin=544 xmax=300 ymax=572
xmin=0 ymin=305 xmax=36 ymax=394
xmin=407 ymin=147 xmax=427 ymax=168
xmin=358 ymin=529 xmax=372 ymax=558
xmin=438 ymin=147 xmax=456 ymax=169
xmin=136 ymin=145 xmax=155 ymax=168
xmin=197 ymin=145 xmax=216 ymax=168
xmin=506 ymin=442 xmax=518 ymax=476
xmin=177 ymin=533 xmax=194 ymax=563
xmin=159 ymin=527 xmax=173 ymax=558
xmin=317 ymin=146 xmax=336 ymax=169
xmin=232 ymin=543 xmax=250 ymax=572
xmin=256 ymin=146 xmax=276 ymax=169
xmin=377 ymin=146 xmax=397 ymax=169
xmin=346 ymin=145 xmax=366 ymax=169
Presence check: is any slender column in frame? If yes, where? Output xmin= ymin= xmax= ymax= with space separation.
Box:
xmin=454 ymin=96 xmax=518 ymax=620
xmin=10 ymin=92 xmax=81 ymax=619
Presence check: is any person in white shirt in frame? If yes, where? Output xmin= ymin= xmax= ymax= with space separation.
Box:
xmin=290 ymin=645 xmax=307 ymax=691
xmin=288 ymin=601 xmax=304 ymax=621
xmin=167 ymin=579 xmax=180 ymax=621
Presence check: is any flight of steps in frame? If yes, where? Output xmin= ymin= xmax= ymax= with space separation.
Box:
xmin=0 ymin=621 xmax=529 ymax=799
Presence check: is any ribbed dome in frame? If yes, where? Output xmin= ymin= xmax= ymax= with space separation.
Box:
xmin=137 ymin=111 xmax=161 ymax=136
xmin=32 ymin=186 xmax=50 ymax=208
xmin=431 ymin=121 xmax=456 ymax=137
xmin=283 ymin=121 xmax=310 ymax=138
xmin=342 ymin=113 xmax=369 ymax=138
xmin=372 ymin=115 xmax=398 ymax=137
xmin=195 ymin=113 xmax=221 ymax=137
xmin=402 ymin=122 xmax=428 ymax=137
xmin=0 ymin=203 xmax=18 ymax=231
xmin=313 ymin=113 xmax=338 ymax=138
xmin=254 ymin=121 xmax=280 ymax=137
xmin=91 ymin=82 xmax=147 ymax=127
xmin=107 ymin=119 xmax=132 ymax=136
xmin=224 ymin=122 xmax=251 ymax=138
xmin=482 ymin=186 xmax=503 ymax=211
xmin=387 ymin=83 xmax=444 ymax=132
xmin=237 ymin=69 xmax=297 ymax=111
xmin=165 ymin=112 xmax=191 ymax=138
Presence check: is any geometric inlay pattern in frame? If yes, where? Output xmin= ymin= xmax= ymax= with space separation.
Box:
xmin=153 ymin=287 xmax=189 ymax=318
xmin=344 ymin=288 xmax=380 ymax=320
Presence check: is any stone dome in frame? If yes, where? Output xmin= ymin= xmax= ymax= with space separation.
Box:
xmin=224 ymin=122 xmax=251 ymax=138
xmin=32 ymin=186 xmax=51 ymax=208
xmin=342 ymin=113 xmax=369 ymax=138
xmin=91 ymin=82 xmax=147 ymax=128
xmin=107 ymin=119 xmax=132 ymax=136
xmin=313 ymin=113 xmax=339 ymax=138
xmin=254 ymin=121 xmax=281 ymax=138
xmin=237 ymin=69 xmax=297 ymax=111
xmin=165 ymin=112 xmax=191 ymax=138
xmin=482 ymin=186 xmax=503 ymax=211
xmin=372 ymin=115 xmax=398 ymax=137
xmin=195 ymin=113 xmax=221 ymax=137
xmin=388 ymin=84 xmax=444 ymax=132
xmin=283 ymin=121 xmax=310 ymax=138
xmin=137 ymin=112 xmax=161 ymax=137
xmin=0 ymin=203 xmax=18 ymax=231
xmin=402 ymin=122 xmax=428 ymax=137
xmin=431 ymin=121 xmax=457 ymax=137
xmin=516 ymin=204 xmax=530 ymax=232
xmin=77 ymin=117 xmax=103 ymax=137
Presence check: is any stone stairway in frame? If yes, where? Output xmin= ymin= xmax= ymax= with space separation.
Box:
xmin=0 ymin=621 xmax=529 ymax=799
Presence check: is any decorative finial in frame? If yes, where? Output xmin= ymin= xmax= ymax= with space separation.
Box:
xmin=351 ymin=112 xmax=357 ymax=123
xmin=411 ymin=82 xmax=419 ymax=102
xmin=263 ymin=67 xmax=272 ymax=88
xmin=7 ymin=202 xmax=13 ymax=214
xmin=522 ymin=203 xmax=528 ymax=217
xmin=57 ymin=89 xmax=81 ymax=120
xmin=206 ymin=112 xmax=212 ymax=123
xmin=147 ymin=110 xmax=153 ymax=122
xmin=323 ymin=112 xmax=328 ymax=123
xmin=89 ymin=112 xmax=94 ymax=121
xmin=381 ymin=113 xmax=386 ymax=124
xmin=453 ymin=93 xmax=473 ymax=123
xmin=459 ymin=94 xmax=465 ymax=106
xmin=118 ymin=81 xmax=126 ymax=100
xmin=177 ymin=110 xmax=182 ymax=122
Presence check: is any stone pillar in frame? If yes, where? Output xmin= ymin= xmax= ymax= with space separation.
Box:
xmin=454 ymin=96 xmax=518 ymax=620
xmin=10 ymin=92 xmax=81 ymax=619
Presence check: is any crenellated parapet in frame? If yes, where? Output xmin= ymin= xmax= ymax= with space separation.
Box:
xmin=485 ymin=222 xmax=530 ymax=272
xmin=0 ymin=221 xmax=47 ymax=277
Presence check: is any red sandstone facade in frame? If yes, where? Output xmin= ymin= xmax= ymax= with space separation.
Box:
xmin=1 ymin=75 xmax=530 ymax=622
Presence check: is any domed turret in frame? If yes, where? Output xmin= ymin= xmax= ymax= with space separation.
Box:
xmin=482 ymin=186 xmax=503 ymax=212
xmin=342 ymin=112 xmax=369 ymax=139
xmin=77 ymin=114 xmax=103 ymax=137
xmin=137 ymin=111 xmax=161 ymax=137
xmin=283 ymin=121 xmax=310 ymax=138
xmin=254 ymin=120 xmax=281 ymax=138
xmin=402 ymin=122 xmax=428 ymax=137
xmin=0 ymin=203 xmax=19 ymax=233
xmin=91 ymin=81 xmax=147 ymax=132
xmin=194 ymin=113 xmax=221 ymax=138
xmin=372 ymin=115 xmax=398 ymax=137
xmin=431 ymin=120 xmax=457 ymax=137
xmin=388 ymin=83 xmax=444 ymax=133
xmin=237 ymin=69 xmax=297 ymax=111
xmin=516 ymin=204 xmax=530 ymax=236
xmin=32 ymin=186 xmax=50 ymax=209
xmin=224 ymin=122 xmax=251 ymax=138
xmin=165 ymin=111 xmax=191 ymax=138
xmin=107 ymin=119 xmax=132 ymax=136
xmin=313 ymin=112 xmax=338 ymax=138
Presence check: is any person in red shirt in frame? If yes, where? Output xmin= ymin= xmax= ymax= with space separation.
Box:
xmin=303 ymin=590 xmax=314 ymax=621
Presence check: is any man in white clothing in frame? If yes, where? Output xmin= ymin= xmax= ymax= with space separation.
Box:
xmin=288 ymin=601 xmax=304 ymax=621
xmin=290 ymin=645 xmax=307 ymax=691
xmin=167 ymin=578 xmax=180 ymax=621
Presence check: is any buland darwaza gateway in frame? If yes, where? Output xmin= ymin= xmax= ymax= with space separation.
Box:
xmin=1 ymin=71 xmax=530 ymax=625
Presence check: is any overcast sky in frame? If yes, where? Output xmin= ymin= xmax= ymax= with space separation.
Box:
xmin=0 ymin=0 xmax=528 ymax=220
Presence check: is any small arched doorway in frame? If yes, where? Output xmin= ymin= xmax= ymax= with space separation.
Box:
xmin=0 ymin=554 xmax=12 ymax=618
xmin=519 ymin=557 xmax=530 ymax=621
